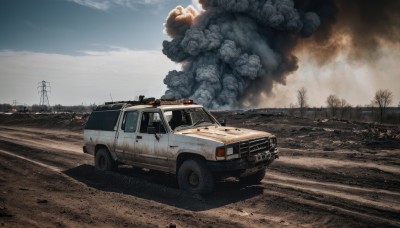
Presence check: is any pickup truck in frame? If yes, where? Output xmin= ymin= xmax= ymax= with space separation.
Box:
xmin=83 ymin=97 xmax=278 ymax=194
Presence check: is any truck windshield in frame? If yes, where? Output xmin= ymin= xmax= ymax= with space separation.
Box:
xmin=164 ymin=108 xmax=217 ymax=131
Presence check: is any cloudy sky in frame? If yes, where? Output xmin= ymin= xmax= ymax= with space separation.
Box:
xmin=0 ymin=0 xmax=399 ymax=108
xmin=0 ymin=0 xmax=188 ymax=106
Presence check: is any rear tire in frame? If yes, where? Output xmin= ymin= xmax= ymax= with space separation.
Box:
xmin=95 ymin=148 xmax=117 ymax=172
xmin=177 ymin=158 xmax=214 ymax=194
xmin=240 ymin=169 xmax=266 ymax=185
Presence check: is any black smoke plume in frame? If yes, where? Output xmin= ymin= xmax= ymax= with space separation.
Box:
xmin=161 ymin=0 xmax=400 ymax=109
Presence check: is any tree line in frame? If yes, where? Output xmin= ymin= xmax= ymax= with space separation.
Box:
xmin=296 ymin=87 xmax=397 ymax=123
xmin=0 ymin=104 xmax=97 ymax=113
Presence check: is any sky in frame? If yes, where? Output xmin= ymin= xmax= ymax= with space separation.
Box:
xmin=0 ymin=0 xmax=399 ymax=108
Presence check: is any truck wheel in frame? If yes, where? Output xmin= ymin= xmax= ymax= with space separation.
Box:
xmin=177 ymin=159 xmax=214 ymax=194
xmin=240 ymin=169 xmax=266 ymax=185
xmin=95 ymin=148 xmax=117 ymax=172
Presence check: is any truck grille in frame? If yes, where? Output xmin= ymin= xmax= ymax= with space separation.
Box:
xmin=239 ymin=137 xmax=269 ymax=158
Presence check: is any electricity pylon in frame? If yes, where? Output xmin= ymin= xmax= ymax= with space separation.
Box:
xmin=37 ymin=80 xmax=51 ymax=111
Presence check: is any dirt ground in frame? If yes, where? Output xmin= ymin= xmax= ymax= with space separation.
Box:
xmin=0 ymin=112 xmax=399 ymax=227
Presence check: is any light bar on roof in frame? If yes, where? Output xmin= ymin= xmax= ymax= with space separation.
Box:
xmin=153 ymin=99 xmax=195 ymax=106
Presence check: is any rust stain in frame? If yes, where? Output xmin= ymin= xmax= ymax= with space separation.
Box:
xmin=177 ymin=126 xmax=272 ymax=144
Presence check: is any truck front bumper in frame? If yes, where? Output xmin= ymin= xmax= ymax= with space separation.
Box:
xmin=206 ymin=149 xmax=279 ymax=177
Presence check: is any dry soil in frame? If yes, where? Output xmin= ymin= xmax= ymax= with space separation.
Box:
xmin=0 ymin=112 xmax=399 ymax=227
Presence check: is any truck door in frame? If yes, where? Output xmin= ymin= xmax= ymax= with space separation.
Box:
xmin=135 ymin=111 xmax=171 ymax=171
xmin=114 ymin=111 xmax=139 ymax=162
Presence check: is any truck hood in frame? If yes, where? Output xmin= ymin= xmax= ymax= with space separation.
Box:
xmin=176 ymin=126 xmax=273 ymax=144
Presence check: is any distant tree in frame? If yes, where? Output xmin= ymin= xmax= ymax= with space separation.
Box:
xmin=31 ymin=105 xmax=41 ymax=112
xmin=374 ymin=89 xmax=393 ymax=123
xmin=339 ymin=98 xmax=351 ymax=119
xmin=0 ymin=103 xmax=12 ymax=112
xmin=54 ymin=104 xmax=64 ymax=112
xmin=288 ymin=103 xmax=296 ymax=116
xmin=326 ymin=94 xmax=341 ymax=118
xmin=297 ymin=87 xmax=308 ymax=117
xmin=89 ymin=103 xmax=97 ymax=111
xmin=313 ymin=106 xmax=317 ymax=120
xmin=353 ymin=105 xmax=362 ymax=120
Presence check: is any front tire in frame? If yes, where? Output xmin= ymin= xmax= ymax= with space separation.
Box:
xmin=177 ymin=158 xmax=214 ymax=194
xmin=95 ymin=148 xmax=117 ymax=172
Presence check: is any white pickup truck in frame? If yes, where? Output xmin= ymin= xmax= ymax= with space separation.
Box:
xmin=83 ymin=97 xmax=278 ymax=194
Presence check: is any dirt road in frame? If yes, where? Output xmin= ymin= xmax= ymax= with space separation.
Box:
xmin=1 ymin=124 xmax=399 ymax=227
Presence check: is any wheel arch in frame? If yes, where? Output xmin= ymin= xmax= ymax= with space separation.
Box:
xmin=176 ymin=152 xmax=207 ymax=173
xmin=94 ymin=144 xmax=116 ymax=160
xmin=95 ymin=144 xmax=108 ymax=155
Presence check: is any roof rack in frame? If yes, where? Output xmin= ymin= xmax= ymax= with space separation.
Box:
xmin=104 ymin=95 xmax=155 ymax=105
xmin=95 ymin=96 xmax=196 ymax=111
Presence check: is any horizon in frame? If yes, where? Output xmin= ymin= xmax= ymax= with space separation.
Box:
xmin=1 ymin=0 xmax=399 ymax=108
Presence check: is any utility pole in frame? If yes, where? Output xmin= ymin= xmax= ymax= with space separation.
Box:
xmin=37 ymin=80 xmax=51 ymax=112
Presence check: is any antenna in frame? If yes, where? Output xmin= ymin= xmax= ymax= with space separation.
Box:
xmin=37 ymin=80 xmax=51 ymax=111
xmin=110 ymin=93 xmax=113 ymax=102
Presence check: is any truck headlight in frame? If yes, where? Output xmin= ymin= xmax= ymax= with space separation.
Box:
xmin=226 ymin=147 xmax=234 ymax=155
xmin=216 ymin=146 xmax=238 ymax=160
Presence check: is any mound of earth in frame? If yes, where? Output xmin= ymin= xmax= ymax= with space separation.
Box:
xmin=0 ymin=113 xmax=88 ymax=132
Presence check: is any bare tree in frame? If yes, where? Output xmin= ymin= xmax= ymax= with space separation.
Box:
xmin=326 ymin=94 xmax=341 ymax=118
xmin=54 ymin=104 xmax=63 ymax=113
xmin=339 ymin=98 xmax=351 ymax=119
xmin=288 ymin=103 xmax=296 ymax=116
xmin=374 ymin=89 xmax=393 ymax=123
xmin=297 ymin=87 xmax=308 ymax=117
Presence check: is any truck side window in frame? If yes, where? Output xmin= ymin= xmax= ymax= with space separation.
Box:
xmin=122 ymin=111 xmax=138 ymax=132
xmin=140 ymin=112 xmax=166 ymax=134
xmin=165 ymin=110 xmax=191 ymax=130
xmin=85 ymin=110 xmax=120 ymax=131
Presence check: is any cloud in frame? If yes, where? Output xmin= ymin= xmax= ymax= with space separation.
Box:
xmin=265 ymin=47 xmax=400 ymax=108
xmin=68 ymin=0 xmax=162 ymax=10
xmin=0 ymin=49 xmax=177 ymax=105
xmin=69 ymin=0 xmax=110 ymax=10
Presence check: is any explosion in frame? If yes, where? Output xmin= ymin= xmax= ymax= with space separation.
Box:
xmin=161 ymin=0 xmax=400 ymax=109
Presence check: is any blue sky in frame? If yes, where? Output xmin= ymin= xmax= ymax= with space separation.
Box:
xmin=0 ymin=0 xmax=180 ymax=53
xmin=0 ymin=0 xmax=399 ymax=108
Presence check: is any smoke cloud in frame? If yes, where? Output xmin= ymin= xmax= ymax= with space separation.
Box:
xmin=161 ymin=0 xmax=400 ymax=109
xmin=302 ymin=0 xmax=400 ymax=64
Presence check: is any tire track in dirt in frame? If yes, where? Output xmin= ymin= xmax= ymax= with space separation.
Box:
xmin=271 ymin=160 xmax=400 ymax=192
xmin=0 ymin=126 xmax=82 ymax=153
xmin=0 ymin=139 xmax=89 ymax=171
xmin=280 ymin=156 xmax=400 ymax=175
xmin=0 ymin=149 xmax=62 ymax=172
xmin=264 ymin=176 xmax=400 ymax=223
